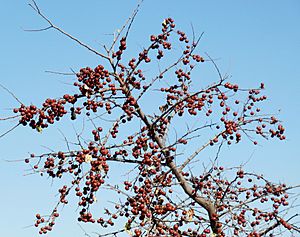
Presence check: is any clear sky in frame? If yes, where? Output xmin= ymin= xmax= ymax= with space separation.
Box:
xmin=0 ymin=1 xmax=299 ymax=237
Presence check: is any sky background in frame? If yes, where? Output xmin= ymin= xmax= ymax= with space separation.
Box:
xmin=0 ymin=1 xmax=299 ymax=237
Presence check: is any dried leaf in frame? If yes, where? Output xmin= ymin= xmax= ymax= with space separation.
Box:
xmin=187 ymin=208 xmax=194 ymax=221
xmin=84 ymin=154 xmax=92 ymax=163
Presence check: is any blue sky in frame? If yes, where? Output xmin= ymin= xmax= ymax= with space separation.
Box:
xmin=0 ymin=1 xmax=299 ymax=236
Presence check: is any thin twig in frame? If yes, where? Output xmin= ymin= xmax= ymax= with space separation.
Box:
xmin=0 ymin=83 xmax=23 ymax=104
xmin=108 ymin=0 xmax=144 ymax=53
xmin=28 ymin=0 xmax=112 ymax=62
xmin=0 ymin=123 xmax=20 ymax=139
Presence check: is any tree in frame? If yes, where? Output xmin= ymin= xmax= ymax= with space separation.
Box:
xmin=1 ymin=1 xmax=299 ymax=236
